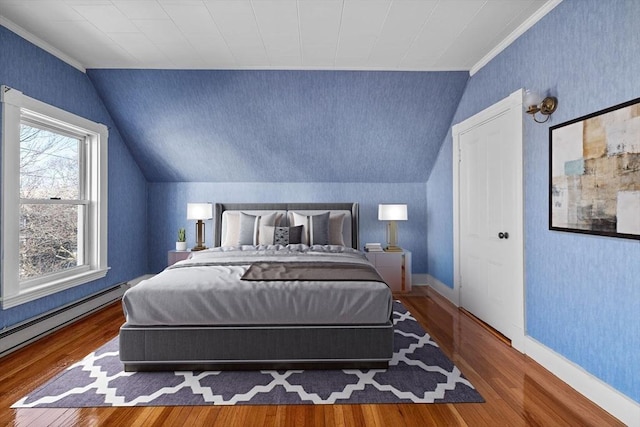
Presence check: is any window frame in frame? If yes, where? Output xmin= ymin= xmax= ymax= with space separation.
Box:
xmin=1 ymin=86 xmax=108 ymax=309
xmin=19 ymin=118 xmax=88 ymax=287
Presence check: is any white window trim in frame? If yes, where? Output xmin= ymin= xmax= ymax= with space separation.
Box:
xmin=1 ymin=86 xmax=108 ymax=309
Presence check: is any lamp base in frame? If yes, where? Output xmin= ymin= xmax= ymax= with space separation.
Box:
xmin=385 ymin=221 xmax=401 ymax=252
xmin=192 ymin=220 xmax=207 ymax=251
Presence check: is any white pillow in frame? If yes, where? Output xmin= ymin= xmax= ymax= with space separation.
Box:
xmin=221 ymin=212 xmax=240 ymax=247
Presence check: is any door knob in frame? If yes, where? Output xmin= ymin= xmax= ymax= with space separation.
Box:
xmin=498 ymin=232 xmax=510 ymax=239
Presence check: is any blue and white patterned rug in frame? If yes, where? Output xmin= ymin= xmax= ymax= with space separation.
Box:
xmin=13 ymin=302 xmax=483 ymax=407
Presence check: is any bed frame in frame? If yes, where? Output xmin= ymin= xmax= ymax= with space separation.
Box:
xmin=119 ymin=202 xmax=393 ymax=371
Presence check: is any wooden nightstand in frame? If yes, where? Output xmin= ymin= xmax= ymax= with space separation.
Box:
xmin=168 ymin=250 xmax=191 ymax=267
xmin=365 ymin=249 xmax=412 ymax=293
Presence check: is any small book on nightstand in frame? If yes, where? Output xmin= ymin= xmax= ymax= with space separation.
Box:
xmin=364 ymin=243 xmax=384 ymax=252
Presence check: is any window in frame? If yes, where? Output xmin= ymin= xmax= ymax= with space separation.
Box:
xmin=1 ymin=86 xmax=108 ymax=308
xmin=20 ymin=121 xmax=85 ymax=282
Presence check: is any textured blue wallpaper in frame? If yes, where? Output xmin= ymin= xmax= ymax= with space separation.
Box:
xmin=148 ymin=182 xmax=427 ymax=274
xmin=0 ymin=26 xmax=148 ymax=328
xmin=426 ymin=0 xmax=640 ymax=402
xmin=87 ymin=69 xmax=454 ymax=280
xmin=426 ymin=128 xmax=454 ymax=287
xmin=87 ymin=70 xmax=468 ymax=183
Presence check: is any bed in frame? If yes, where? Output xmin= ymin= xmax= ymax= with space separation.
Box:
xmin=119 ymin=203 xmax=394 ymax=371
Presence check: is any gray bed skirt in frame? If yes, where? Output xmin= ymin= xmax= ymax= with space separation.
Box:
xmin=119 ymin=322 xmax=394 ymax=371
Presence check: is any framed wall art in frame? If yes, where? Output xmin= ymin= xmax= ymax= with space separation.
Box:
xmin=549 ymin=97 xmax=640 ymax=240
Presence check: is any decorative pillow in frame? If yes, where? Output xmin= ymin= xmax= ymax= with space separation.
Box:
xmin=291 ymin=212 xmax=330 ymax=245
xmin=237 ymin=212 xmax=279 ymax=245
xmin=221 ymin=212 xmax=240 ymax=246
xmin=259 ymin=225 xmax=303 ymax=245
xmin=329 ymin=213 xmax=346 ymax=246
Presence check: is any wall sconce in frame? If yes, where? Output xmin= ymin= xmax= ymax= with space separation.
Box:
xmin=524 ymin=89 xmax=558 ymax=123
xmin=187 ymin=202 xmax=213 ymax=251
xmin=378 ymin=204 xmax=408 ymax=252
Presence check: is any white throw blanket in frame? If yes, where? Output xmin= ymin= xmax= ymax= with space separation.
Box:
xmin=122 ymin=245 xmax=392 ymax=326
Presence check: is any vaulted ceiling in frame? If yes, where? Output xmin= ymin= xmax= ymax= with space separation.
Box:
xmin=1 ymin=0 xmax=559 ymax=183
xmin=88 ymin=69 xmax=468 ymax=182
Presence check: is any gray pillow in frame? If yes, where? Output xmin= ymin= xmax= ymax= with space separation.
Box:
xmin=329 ymin=213 xmax=346 ymax=246
xmin=292 ymin=212 xmax=330 ymax=245
xmin=259 ymin=225 xmax=303 ymax=245
xmin=237 ymin=212 xmax=279 ymax=245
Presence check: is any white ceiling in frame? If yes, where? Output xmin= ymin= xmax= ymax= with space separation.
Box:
xmin=0 ymin=0 xmax=560 ymax=73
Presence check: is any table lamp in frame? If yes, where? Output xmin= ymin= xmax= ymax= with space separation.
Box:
xmin=378 ymin=204 xmax=407 ymax=252
xmin=187 ymin=202 xmax=213 ymax=251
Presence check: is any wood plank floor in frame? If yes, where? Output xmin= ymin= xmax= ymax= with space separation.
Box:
xmin=0 ymin=287 xmax=623 ymax=426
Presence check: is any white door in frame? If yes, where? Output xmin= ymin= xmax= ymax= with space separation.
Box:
xmin=453 ymin=90 xmax=524 ymax=351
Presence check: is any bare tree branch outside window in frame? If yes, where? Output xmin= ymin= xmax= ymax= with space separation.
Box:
xmin=19 ymin=124 xmax=82 ymax=279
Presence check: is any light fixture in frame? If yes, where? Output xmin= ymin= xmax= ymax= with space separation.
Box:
xmin=187 ymin=203 xmax=213 ymax=251
xmin=524 ymin=89 xmax=558 ymax=123
xmin=378 ymin=204 xmax=408 ymax=252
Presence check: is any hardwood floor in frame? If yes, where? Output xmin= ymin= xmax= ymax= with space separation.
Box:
xmin=0 ymin=287 xmax=623 ymax=426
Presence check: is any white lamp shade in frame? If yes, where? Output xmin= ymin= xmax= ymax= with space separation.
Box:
xmin=378 ymin=204 xmax=408 ymax=221
xmin=524 ymin=89 xmax=542 ymax=108
xmin=187 ymin=203 xmax=213 ymax=220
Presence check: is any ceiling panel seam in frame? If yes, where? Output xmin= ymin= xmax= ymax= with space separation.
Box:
xmin=333 ymin=0 xmax=346 ymax=68
xmin=249 ymin=0 xmax=272 ymax=67
xmin=396 ymin=0 xmax=438 ymax=68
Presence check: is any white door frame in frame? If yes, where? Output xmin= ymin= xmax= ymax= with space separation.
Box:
xmin=452 ymin=88 xmax=525 ymax=352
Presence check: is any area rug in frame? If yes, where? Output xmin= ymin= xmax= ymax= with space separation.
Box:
xmin=13 ymin=301 xmax=483 ymax=407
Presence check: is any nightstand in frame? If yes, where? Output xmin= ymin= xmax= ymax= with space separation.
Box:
xmin=168 ymin=250 xmax=191 ymax=266
xmin=365 ymin=249 xmax=412 ymax=293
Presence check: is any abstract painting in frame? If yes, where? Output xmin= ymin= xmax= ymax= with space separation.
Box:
xmin=550 ymin=97 xmax=640 ymax=240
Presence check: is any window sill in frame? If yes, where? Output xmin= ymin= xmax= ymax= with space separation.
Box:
xmin=1 ymin=268 xmax=110 ymax=309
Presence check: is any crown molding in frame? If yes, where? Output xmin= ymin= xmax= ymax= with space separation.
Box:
xmin=1 ymin=1 xmax=563 ymax=76
xmin=469 ymin=0 xmax=563 ymax=76
xmin=0 ymin=15 xmax=86 ymax=73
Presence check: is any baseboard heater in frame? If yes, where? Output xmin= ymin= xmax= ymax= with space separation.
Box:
xmin=0 ymin=284 xmax=125 ymax=358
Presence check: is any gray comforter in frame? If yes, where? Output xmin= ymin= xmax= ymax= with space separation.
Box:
xmin=122 ymin=245 xmax=393 ymax=326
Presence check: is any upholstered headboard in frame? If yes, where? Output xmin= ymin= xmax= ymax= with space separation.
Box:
xmin=214 ymin=203 xmax=359 ymax=249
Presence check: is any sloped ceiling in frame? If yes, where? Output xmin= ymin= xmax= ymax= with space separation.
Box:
xmin=88 ymin=69 xmax=468 ymax=182
xmin=1 ymin=1 xmax=561 ymax=184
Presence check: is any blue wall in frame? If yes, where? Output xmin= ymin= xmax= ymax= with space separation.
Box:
xmin=148 ymin=182 xmax=427 ymax=274
xmin=88 ymin=70 xmax=461 ymax=276
xmin=426 ymin=0 xmax=640 ymax=402
xmin=0 ymin=26 xmax=148 ymax=328
xmin=87 ymin=70 xmax=468 ymax=183
xmin=426 ymin=129 xmax=455 ymax=287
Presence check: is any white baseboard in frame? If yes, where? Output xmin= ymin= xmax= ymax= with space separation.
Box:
xmin=425 ymin=282 xmax=639 ymax=426
xmin=0 ymin=284 xmax=125 ymax=358
xmin=426 ymin=274 xmax=459 ymax=306
xmin=525 ymin=337 xmax=639 ymax=427
xmin=412 ymin=274 xmax=428 ymax=286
